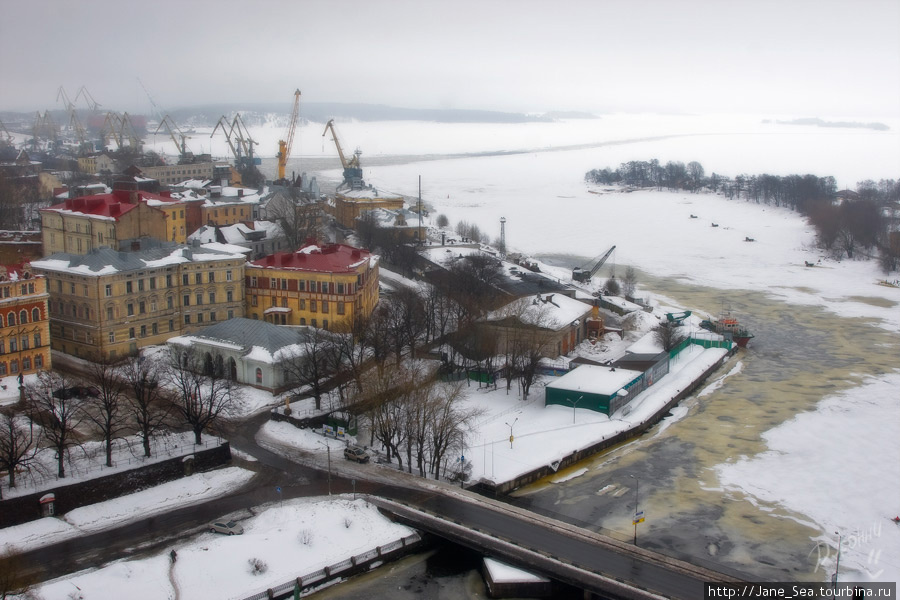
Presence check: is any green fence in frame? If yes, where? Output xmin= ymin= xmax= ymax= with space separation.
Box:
xmin=669 ymin=336 xmax=733 ymax=359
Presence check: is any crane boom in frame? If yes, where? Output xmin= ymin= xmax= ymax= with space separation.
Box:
xmin=277 ymin=89 xmax=301 ymax=182
xmin=572 ymin=245 xmax=616 ymax=282
xmin=321 ymin=119 xmax=349 ymax=169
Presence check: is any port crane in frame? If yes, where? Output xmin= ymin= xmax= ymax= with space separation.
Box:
xmin=322 ymin=119 xmax=363 ymax=189
xmin=572 ymin=245 xmax=616 ymax=283
xmin=155 ymin=115 xmax=193 ymax=163
xmin=276 ymin=89 xmax=301 ymax=183
xmin=99 ymin=112 xmax=142 ymax=150
xmin=211 ymin=114 xmax=258 ymax=167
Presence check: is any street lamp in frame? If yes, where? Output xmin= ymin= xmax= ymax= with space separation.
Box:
xmin=562 ymin=395 xmax=585 ymax=423
xmin=318 ymin=441 xmax=332 ymax=496
xmin=630 ymin=474 xmax=642 ymax=545
xmin=505 ymin=417 xmax=518 ymax=449
xmin=833 ymin=531 xmax=842 ymax=587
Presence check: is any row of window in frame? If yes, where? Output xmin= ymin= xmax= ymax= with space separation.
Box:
xmin=0 ymin=282 xmax=37 ymax=298
xmin=248 ymin=277 xmax=352 ymax=295
xmin=0 ymin=354 xmax=44 ymax=375
xmin=0 ymin=333 xmax=43 ymax=354
xmin=249 ymin=296 xmax=346 ymax=315
xmin=258 ymin=314 xmax=328 ymax=329
xmin=56 ymin=270 xmax=237 ymax=298
xmin=1 ymin=308 xmax=42 ymax=328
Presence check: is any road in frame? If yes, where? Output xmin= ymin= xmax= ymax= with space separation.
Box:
xmin=11 ymin=409 xmax=743 ymax=599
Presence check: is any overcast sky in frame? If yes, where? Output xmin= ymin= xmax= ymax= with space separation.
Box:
xmin=2 ymin=0 xmax=898 ymax=117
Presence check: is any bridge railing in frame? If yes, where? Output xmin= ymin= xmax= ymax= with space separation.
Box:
xmin=240 ymin=532 xmax=422 ymax=600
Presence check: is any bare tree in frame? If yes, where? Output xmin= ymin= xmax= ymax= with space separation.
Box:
xmin=654 ymin=321 xmax=686 ymax=352
xmin=264 ymin=188 xmax=322 ymax=251
xmin=84 ymin=360 xmax=128 ymax=467
xmin=0 ymin=410 xmax=37 ymax=497
xmin=25 ymin=371 xmax=86 ymax=478
xmin=283 ymin=328 xmax=339 ymax=411
xmin=120 ymin=354 xmax=172 ymax=457
xmin=164 ymin=346 xmax=239 ymax=445
xmin=427 ymin=381 xmax=480 ymax=480
xmin=621 ymin=266 xmax=638 ymax=299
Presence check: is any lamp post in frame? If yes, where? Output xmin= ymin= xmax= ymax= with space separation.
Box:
xmin=630 ymin=474 xmax=641 ymax=545
xmin=832 ymin=531 xmax=842 ymax=587
xmin=318 ymin=441 xmax=332 ymax=495
xmin=505 ymin=417 xmax=518 ymax=449
xmin=563 ymin=395 xmax=585 ymax=423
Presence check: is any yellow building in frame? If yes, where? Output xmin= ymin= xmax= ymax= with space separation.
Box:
xmin=31 ymin=241 xmax=248 ymax=362
xmin=245 ymin=242 xmax=379 ymax=330
xmin=331 ymin=187 xmax=404 ymax=229
xmin=0 ymin=263 xmax=51 ymax=378
xmin=40 ymin=190 xmax=194 ymax=255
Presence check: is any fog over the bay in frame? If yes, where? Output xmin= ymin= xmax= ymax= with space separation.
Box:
xmin=2 ymin=0 xmax=898 ymax=117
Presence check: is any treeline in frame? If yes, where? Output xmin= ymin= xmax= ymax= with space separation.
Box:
xmin=585 ymin=160 xmax=900 ymax=271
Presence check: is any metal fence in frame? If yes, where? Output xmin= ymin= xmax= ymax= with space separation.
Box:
xmin=240 ymin=533 xmax=421 ymax=600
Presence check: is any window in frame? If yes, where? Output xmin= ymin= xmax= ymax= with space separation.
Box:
xmin=310 ymin=300 xmax=317 ymax=313
xmin=21 ymin=336 xmax=29 ymax=350
xmin=138 ymin=279 xmax=145 ymax=292
xmin=127 ymin=303 xmax=134 ymax=316
xmin=70 ymin=283 xmax=75 ymax=294
xmin=281 ymin=297 xmax=287 ymax=308
xmin=256 ymin=368 xmax=262 ymax=384
xmin=4 ymin=313 xmax=11 ymax=326
xmin=182 ymin=274 xmax=189 ymax=285
xmin=35 ymin=354 xmax=42 ymax=369
xmin=300 ymin=318 xmax=306 ymax=325
xmin=210 ymin=311 xmax=216 ymax=322
xmin=321 ymin=282 xmax=329 ymax=294
xmin=337 ymin=283 xmax=345 ymax=294
xmin=298 ymin=280 xmax=305 ymax=292
xmin=184 ymin=314 xmax=191 ymax=324
xmin=109 ymin=331 xmax=115 ymax=343
xmin=152 ymin=322 xmax=158 ymax=335
xmin=321 ymin=300 xmax=328 ymax=313
xmin=337 ymin=301 xmax=345 ymax=315
xmin=196 ymin=293 xmax=203 ymax=306
xmin=20 ymin=309 xmax=27 ymax=324
xmin=105 ymin=284 xmax=112 ymax=297
xmin=107 ymin=306 xmax=113 ymax=319
xmin=228 ymin=309 xmax=234 ymax=319
xmin=270 ymin=278 xmax=276 ymax=289
xmin=183 ymin=295 xmax=190 ymax=306
xmin=140 ymin=325 xmax=147 ymax=337
xmin=32 ymin=308 xmax=40 ymax=322
xmin=299 ymin=299 xmax=305 ymax=310
xmin=139 ymin=301 xmax=146 ymax=314
xmin=197 ymin=313 xmax=203 ymax=323
xmin=0 ymin=363 xmax=5 ymax=375
xmin=250 ymin=276 xmax=257 ymax=287
xmin=311 ymin=319 xmax=317 ymax=328
xmin=271 ymin=297 xmax=276 ymax=307
xmin=126 ymin=281 xmax=133 ymax=293
xmin=10 ymin=360 xmax=18 ymax=374
xmin=281 ymin=278 xmax=287 ymax=290
xmin=226 ymin=270 xmax=233 ymax=282
xmin=251 ymin=295 xmax=258 ymax=307
xmin=166 ymin=274 xmax=173 ymax=287
xmin=209 ymin=292 xmax=216 ymax=304
xmin=129 ymin=327 xmax=135 ymax=339
xmin=226 ymin=290 xmax=233 ymax=302
xmin=323 ymin=320 xmax=328 ymax=330
xmin=9 ymin=339 xmax=16 ymax=352
xmin=167 ymin=296 xmax=174 ymax=309
xmin=150 ymin=277 xmax=156 ymax=290
xmin=195 ymin=273 xmax=202 ymax=284
xmin=23 ymin=357 xmax=31 ymax=371
xmin=169 ymin=319 xmax=174 ymax=332
xmin=0 ymin=340 xmax=4 ymax=354
xmin=208 ymin=271 xmax=215 ymax=283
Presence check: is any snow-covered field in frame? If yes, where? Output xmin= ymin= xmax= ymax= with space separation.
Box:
xmin=25 ymin=497 xmax=413 ymax=600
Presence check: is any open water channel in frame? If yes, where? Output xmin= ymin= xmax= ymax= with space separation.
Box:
xmin=310 ymin=262 xmax=898 ymax=598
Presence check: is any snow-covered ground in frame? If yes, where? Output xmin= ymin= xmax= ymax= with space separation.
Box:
xmin=23 ymin=497 xmax=413 ymax=600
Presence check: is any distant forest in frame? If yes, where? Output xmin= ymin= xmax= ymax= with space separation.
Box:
xmin=585 ymin=160 xmax=900 ymax=272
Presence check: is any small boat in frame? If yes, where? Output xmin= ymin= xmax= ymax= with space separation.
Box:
xmin=699 ymin=311 xmax=754 ymax=348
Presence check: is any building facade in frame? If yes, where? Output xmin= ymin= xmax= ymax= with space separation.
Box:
xmin=32 ymin=241 xmax=248 ymax=361
xmin=330 ymin=187 xmax=404 ymax=229
xmin=244 ymin=242 xmax=379 ymax=330
xmin=0 ymin=263 xmax=51 ymax=378
xmin=137 ymin=162 xmax=229 ymax=186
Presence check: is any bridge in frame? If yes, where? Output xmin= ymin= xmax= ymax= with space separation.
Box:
xmin=369 ymin=491 xmax=744 ymax=600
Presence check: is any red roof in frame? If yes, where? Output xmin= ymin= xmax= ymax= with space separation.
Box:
xmin=41 ymin=189 xmax=179 ymax=220
xmin=250 ymin=243 xmax=371 ymax=273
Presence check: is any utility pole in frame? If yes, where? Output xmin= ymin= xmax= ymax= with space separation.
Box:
xmin=631 ymin=474 xmax=643 ymax=545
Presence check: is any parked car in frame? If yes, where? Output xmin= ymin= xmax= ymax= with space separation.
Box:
xmin=344 ymin=446 xmax=370 ymax=463
xmin=52 ymin=386 xmax=99 ymax=400
xmin=209 ymin=520 xmax=243 ymax=535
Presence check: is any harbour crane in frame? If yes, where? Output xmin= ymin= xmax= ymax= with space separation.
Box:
xmin=322 ymin=119 xmax=363 ymax=189
xmin=155 ymin=115 xmax=192 ymax=163
xmin=276 ymin=89 xmax=301 ymax=183
xmin=31 ymin=111 xmax=58 ymax=152
xmin=572 ymin=245 xmax=616 ymax=283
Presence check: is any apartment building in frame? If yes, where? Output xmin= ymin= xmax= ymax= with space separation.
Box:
xmin=0 ymin=263 xmax=51 ymax=378
xmin=244 ymin=242 xmax=379 ymax=331
xmin=31 ymin=241 xmax=248 ymax=361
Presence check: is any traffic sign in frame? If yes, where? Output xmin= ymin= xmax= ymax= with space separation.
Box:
xmin=633 ymin=511 xmax=644 ymax=524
